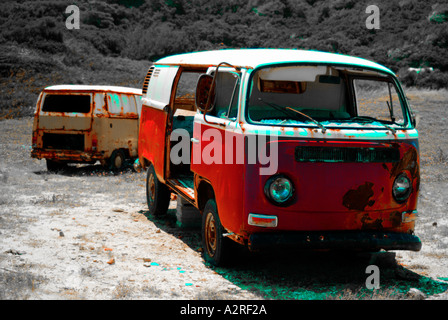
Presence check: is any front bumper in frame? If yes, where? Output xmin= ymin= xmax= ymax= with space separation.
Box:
xmin=248 ymin=230 xmax=422 ymax=252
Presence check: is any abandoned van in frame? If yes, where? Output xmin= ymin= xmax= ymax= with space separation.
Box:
xmin=32 ymin=85 xmax=142 ymax=171
xmin=138 ymin=49 xmax=421 ymax=266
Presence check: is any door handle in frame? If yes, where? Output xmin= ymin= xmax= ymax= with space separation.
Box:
xmin=191 ymin=138 xmax=199 ymax=144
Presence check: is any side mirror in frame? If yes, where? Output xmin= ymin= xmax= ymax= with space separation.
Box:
xmin=411 ymin=111 xmax=420 ymax=128
xmin=195 ymin=74 xmax=215 ymax=113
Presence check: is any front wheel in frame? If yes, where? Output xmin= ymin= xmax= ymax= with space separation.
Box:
xmin=201 ymin=199 xmax=232 ymax=266
xmin=146 ymin=164 xmax=170 ymax=216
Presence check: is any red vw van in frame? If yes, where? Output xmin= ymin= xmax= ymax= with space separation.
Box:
xmin=138 ymin=49 xmax=421 ymax=266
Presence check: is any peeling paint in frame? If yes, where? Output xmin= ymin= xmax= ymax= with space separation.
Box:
xmin=360 ymin=214 xmax=383 ymax=230
xmin=342 ymin=182 xmax=375 ymax=211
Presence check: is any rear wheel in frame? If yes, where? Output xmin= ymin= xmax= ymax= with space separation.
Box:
xmin=109 ymin=149 xmax=126 ymax=171
xmin=201 ymin=198 xmax=232 ymax=266
xmin=146 ymin=164 xmax=170 ymax=216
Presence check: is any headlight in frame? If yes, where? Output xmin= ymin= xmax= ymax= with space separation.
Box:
xmin=264 ymin=175 xmax=294 ymax=205
xmin=392 ymin=173 xmax=412 ymax=202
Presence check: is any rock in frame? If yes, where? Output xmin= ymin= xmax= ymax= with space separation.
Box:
xmin=4 ymin=249 xmax=25 ymax=255
xmin=406 ymin=288 xmax=426 ymax=300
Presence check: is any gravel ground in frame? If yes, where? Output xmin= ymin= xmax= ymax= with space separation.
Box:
xmin=0 ymin=88 xmax=447 ymax=301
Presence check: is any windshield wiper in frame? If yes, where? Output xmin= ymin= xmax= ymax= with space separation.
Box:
xmin=351 ymin=116 xmax=396 ymax=134
xmin=285 ymin=107 xmax=327 ymax=133
xmin=257 ymin=98 xmax=327 ymax=133
xmin=257 ymin=98 xmax=293 ymax=119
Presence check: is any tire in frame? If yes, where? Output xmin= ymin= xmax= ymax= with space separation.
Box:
xmin=146 ymin=164 xmax=171 ymax=216
xmin=201 ymin=198 xmax=232 ymax=266
xmin=109 ymin=149 xmax=126 ymax=171
xmin=46 ymin=159 xmax=67 ymax=172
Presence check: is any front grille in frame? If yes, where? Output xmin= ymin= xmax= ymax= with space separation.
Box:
xmin=295 ymin=146 xmax=400 ymax=163
xmin=43 ymin=133 xmax=84 ymax=151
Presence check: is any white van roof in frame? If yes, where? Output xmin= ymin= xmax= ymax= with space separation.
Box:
xmin=44 ymin=85 xmax=142 ymax=95
xmin=155 ymin=48 xmax=394 ymax=75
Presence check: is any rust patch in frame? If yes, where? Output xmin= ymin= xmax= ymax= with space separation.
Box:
xmin=342 ymin=182 xmax=375 ymax=211
xmin=360 ymin=214 xmax=383 ymax=230
xmin=390 ymin=147 xmax=418 ymax=178
xmin=390 ymin=147 xmax=420 ymax=192
xmin=390 ymin=211 xmax=402 ymax=228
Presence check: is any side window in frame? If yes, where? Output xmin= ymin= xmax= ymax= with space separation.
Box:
xmin=353 ymin=79 xmax=405 ymax=124
xmin=106 ymin=93 xmax=138 ymax=115
xmin=107 ymin=93 xmax=122 ymax=114
xmin=135 ymin=95 xmax=142 ymax=116
xmin=93 ymin=93 xmax=106 ymax=114
xmin=121 ymin=94 xmax=137 ymax=114
xmin=212 ymin=72 xmax=240 ymax=120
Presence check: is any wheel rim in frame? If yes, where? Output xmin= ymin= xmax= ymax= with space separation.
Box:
xmin=147 ymin=173 xmax=155 ymax=205
xmin=205 ymin=212 xmax=217 ymax=256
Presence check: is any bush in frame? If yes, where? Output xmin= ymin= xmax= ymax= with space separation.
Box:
xmin=415 ymin=71 xmax=448 ymax=89
xmin=399 ymin=68 xmax=448 ymax=90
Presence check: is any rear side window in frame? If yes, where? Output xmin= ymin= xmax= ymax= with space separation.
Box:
xmin=42 ymin=94 xmax=91 ymax=113
xmin=107 ymin=93 xmax=138 ymax=115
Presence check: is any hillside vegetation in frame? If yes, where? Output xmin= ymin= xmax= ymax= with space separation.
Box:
xmin=1 ymin=0 xmax=448 ymax=118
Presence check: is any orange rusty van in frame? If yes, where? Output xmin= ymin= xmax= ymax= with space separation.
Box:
xmin=138 ymin=49 xmax=421 ymax=266
xmin=31 ymin=85 xmax=142 ymax=171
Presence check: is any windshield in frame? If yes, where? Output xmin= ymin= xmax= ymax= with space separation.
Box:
xmin=246 ymin=65 xmax=408 ymax=130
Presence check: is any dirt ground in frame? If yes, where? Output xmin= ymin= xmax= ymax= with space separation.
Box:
xmin=0 ymin=88 xmax=447 ymax=301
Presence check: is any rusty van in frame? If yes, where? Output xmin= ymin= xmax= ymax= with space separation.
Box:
xmin=138 ymin=49 xmax=421 ymax=266
xmin=31 ymin=85 xmax=142 ymax=171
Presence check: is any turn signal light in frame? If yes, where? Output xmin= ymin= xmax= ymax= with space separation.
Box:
xmin=248 ymin=213 xmax=278 ymax=228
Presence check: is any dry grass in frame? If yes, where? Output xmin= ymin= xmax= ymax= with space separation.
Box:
xmin=0 ymin=266 xmax=46 ymax=300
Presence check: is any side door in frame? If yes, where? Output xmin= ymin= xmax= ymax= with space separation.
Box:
xmin=191 ymin=69 xmax=246 ymax=231
xmin=139 ymin=66 xmax=179 ymax=182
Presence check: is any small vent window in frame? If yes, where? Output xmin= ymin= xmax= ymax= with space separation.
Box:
xmin=142 ymin=66 xmax=155 ymax=95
